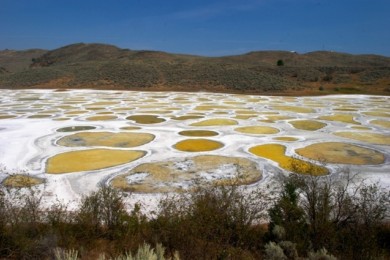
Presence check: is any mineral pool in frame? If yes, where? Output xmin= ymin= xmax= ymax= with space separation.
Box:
xmin=0 ymin=89 xmax=389 ymax=209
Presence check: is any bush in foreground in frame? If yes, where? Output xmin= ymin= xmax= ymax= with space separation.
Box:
xmin=0 ymin=168 xmax=389 ymax=259
xmin=151 ymin=184 xmax=270 ymax=259
xmin=267 ymin=170 xmax=390 ymax=259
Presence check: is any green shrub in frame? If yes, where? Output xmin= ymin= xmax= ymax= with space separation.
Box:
xmin=76 ymin=185 xmax=129 ymax=239
xmin=277 ymin=60 xmax=284 ymax=66
xmin=0 ymin=171 xmax=50 ymax=259
xmin=268 ymin=171 xmax=390 ymax=258
xmin=153 ymin=184 xmax=269 ymax=259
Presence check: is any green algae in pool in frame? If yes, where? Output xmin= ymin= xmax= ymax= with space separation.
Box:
xmin=56 ymin=126 xmax=96 ymax=132
xmin=57 ymin=132 xmax=155 ymax=147
xmin=235 ymin=126 xmax=279 ymax=134
xmin=47 ymin=149 xmax=146 ymax=174
xmin=126 ymin=115 xmax=166 ymax=124
xmin=296 ymin=142 xmax=385 ymax=165
xmin=289 ymin=120 xmax=327 ymax=131
xmin=174 ymin=139 xmax=224 ymax=152
xmin=178 ymin=130 xmax=219 ymax=137
xmin=249 ymin=144 xmax=328 ymax=175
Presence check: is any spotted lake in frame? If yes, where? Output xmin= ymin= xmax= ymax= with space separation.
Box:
xmin=0 ymin=89 xmax=389 ymax=208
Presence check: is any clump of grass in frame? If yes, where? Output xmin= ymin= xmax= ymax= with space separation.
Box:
xmin=54 ymin=248 xmax=79 ymax=260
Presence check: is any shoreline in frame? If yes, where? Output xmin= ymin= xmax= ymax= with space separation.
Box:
xmin=2 ymin=85 xmax=390 ymax=97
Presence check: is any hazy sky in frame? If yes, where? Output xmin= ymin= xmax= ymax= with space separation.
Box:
xmin=1 ymin=0 xmax=389 ymax=56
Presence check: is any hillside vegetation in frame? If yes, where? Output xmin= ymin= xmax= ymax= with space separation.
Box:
xmin=1 ymin=43 xmax=390 ymax=95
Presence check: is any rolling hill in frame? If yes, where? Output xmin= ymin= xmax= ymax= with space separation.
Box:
xmin=1 ymin=43 xmax=390 ymax=95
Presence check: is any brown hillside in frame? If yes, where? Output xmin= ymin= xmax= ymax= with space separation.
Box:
xmin=1 ymin=43 xmax=390 ymax=95
xmin=0 ymin=49 xmax=46 ymax=72
xmin=30 ymin=43 xmax=128 ymax=66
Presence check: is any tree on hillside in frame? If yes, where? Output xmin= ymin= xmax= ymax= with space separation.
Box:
xmin=277 ymin=59 xmax=284 ymax=66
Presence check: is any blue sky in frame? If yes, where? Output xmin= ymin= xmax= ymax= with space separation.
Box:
xmin=1 ymin=0 xmax=389 ymax=56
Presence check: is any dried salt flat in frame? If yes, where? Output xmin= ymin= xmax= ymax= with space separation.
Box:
xmin=0 ymin=89 xmax=389 ymax=211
